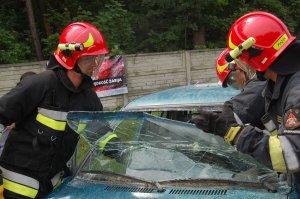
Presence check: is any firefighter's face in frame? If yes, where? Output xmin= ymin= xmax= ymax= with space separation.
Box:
xmin=77 ymin=55 xmax=104 ymax=77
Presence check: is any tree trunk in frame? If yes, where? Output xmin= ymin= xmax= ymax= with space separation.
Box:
xmin=192 ymin=26 xmax=206 ymax=49
xmin=25 ymin=0 xmax=43 ymax=60
xmin=37 ymin=0 xmax=52 ymax=37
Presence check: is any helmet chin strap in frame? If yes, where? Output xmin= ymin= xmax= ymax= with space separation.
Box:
xmin=256 ymin=71 xmax=266 ymax=81
xmin=74 ymin=63 xmax=90 ymax=79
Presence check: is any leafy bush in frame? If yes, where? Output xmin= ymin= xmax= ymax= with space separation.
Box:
xmin=0 ymin=28 xmax=31 ymax=64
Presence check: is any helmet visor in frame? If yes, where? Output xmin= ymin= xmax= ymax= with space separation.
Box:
xmin=92 ymin=55 xmax=105 ymax=80
xmin=226 ymin=70 xmax=246 ymax=90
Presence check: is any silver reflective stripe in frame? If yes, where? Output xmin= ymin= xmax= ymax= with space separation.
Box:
xmin=51 ymin=172 xmax=62 ymax=187
xmin=279 ymin=135 xmax=300 ymax=173
xmin=38 ymin=107 xmax=67 ymax=121
xmin=0 ymin=166 xmax=39 ymax=189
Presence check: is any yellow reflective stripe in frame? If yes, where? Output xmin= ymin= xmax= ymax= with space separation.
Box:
xmin=0 ymin=184 xmax=3 ymax=199
xmin=3 ymin=178 xmax=38 ymax=198
xmin=77 ymin=123 xmax=87 ymax=133
xmin=99 ymin=133 xmax=118 ymax=151
xmin=269 ymin=134 xmax=287 ymax=173
xmin=53 ymin=179 xmax=62 ymax=190
xmin=36 ymin=113 xmax=66 ymax=131
xmin=224 ymin=126 xmax=242 ymax=145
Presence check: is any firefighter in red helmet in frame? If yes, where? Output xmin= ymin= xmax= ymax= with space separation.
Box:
xmin=191 ymin=49 xmax=266 ymax=136
xmin=216 ymin=11 xmax=300 ymax=193
xmin=0 ymin=22 xmax=116 ymax=198
xmin=216 ymin=49 xmax=256 ymax=90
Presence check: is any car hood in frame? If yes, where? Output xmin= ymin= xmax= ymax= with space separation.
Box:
xmin=122 ymin=84 xmax=239 ymax=111
xmin=46 ymin=177 xmax=291 ymax=199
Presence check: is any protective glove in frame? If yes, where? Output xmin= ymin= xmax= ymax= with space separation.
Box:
xmin=189 ymin=110 xmax=218 ymax=133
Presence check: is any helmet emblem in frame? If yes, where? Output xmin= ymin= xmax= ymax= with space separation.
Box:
xmin=217 ymin=63 xmax=228 ymax=73
xmin=83 ymin=33 xmax=94 ymax=48
xmin=228 ymin=31 xmax=238 ymax=50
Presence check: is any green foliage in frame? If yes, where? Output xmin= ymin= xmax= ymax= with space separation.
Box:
xmin=41 ymin=33 xmax=59 ymax=58
xmin=3 ymin=0 xmax=300 ymax=63
xmin=93 ymin=0 xmax=135 ymax=54
xmin=0 ymin=27 xmax=31 ymax=64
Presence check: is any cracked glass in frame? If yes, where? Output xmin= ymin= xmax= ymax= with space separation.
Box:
xmin=67 ymin=111 xmax=290 ymax=194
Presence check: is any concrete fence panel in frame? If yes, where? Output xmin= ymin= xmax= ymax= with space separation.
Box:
xmin=0 ymin=49 xmax=224 ymax=110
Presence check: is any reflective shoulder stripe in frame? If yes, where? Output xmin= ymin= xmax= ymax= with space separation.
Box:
xmin=36 ymin=113 xmax=66 ymax=131
xmin=99 ymin=133 xmax=118 ymax=151
xmin=38 ymin=108 xmax=67 ymax=121
xmin=3 ymin=179 xmax=37 ymax=198
xmin=269 ymin=134 xmax=287 ymax=173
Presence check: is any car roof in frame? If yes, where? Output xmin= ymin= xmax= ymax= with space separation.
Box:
xmin=122 ymin=83 xmax=239 ymax=111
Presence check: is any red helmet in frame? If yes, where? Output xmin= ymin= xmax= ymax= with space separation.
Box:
xmin=216 ymin=49 xmax=234 ymax=87
xmin=227 ymin=11 xmax=296 ymax=72
xmin=54 ymin=22 xmax=109 ymax=70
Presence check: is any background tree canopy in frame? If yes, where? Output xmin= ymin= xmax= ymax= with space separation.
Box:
xmin=1 ymin=0 xmax=300 ymax=64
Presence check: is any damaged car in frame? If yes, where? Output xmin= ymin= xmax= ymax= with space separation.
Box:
xmin=46 ymin=84 xmax=297 ymax=198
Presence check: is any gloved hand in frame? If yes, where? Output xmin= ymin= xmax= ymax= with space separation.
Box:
xmin=189 ymin=110 xmax=218 ymax=133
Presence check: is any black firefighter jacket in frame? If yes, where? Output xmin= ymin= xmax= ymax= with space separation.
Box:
xmin=0 ymin=66 xmax=103 ymax=196
xmin=236 ymin=71 xmax=300 ymax=174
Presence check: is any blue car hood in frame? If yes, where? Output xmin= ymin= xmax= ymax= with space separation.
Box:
xmin=46 ymin=177 xmax=291 ymax=199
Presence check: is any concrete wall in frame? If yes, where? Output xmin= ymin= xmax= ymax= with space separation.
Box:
xmin=0 ymin=48 xmax=223 ymax=110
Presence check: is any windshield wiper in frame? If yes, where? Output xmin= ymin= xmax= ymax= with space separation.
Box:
xmin=158 ymin=178 xmax=277 ymax=193
xmin=79 ymin=169 xmax=165 ymax=193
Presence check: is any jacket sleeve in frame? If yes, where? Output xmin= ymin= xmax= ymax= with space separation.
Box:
xmin=235 ymin=125 xmax=274 ymax=171
xmin=230 ymin=79 xmax=266 ymax=128
xmin=235 ymin=77 xmax=300 ymax=174
xmin=0 ymin=71 xmax=52 ymax=126
xmin=212 ymin=101 xmax=237 ymax=136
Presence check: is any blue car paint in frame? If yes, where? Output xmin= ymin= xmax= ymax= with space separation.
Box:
xmin=46 ymin=177 xmax=293 ymax=199
xmin=123 ymin=84 xmax=239 ymax=110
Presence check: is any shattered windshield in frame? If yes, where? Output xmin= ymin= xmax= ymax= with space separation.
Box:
xmin=67 ymin=111 xmax=289 ymax=192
